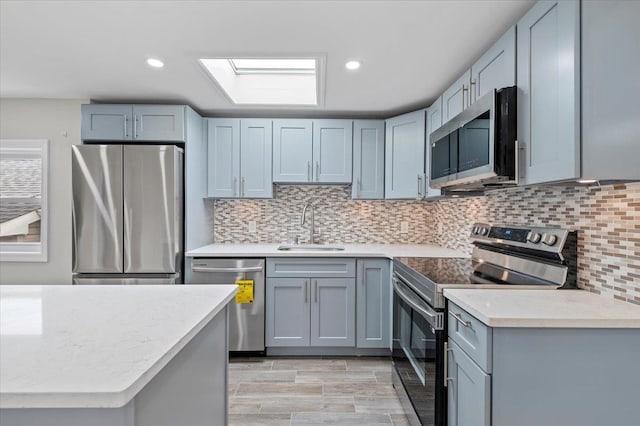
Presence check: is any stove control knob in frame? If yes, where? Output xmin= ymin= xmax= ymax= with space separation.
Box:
xmin=472 ymin=226 xmax=479 ymax=234
xmin=527 ymin=232 xmax=542 ymax=244
xmin=480 ymin=227 xmax=489 ymax=236
xmin=542 ymin=233 xmax=558 ymax=246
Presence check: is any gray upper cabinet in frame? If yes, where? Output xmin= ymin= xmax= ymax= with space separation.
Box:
xmin=313 ymin=120 xmax=353 ymax=183
xmin=207 ymin=118 xmax=272 ymax=198
xmin=442 ymin=70 xmax=472 ymax=123
xmin=132 ymin=105 xmax=185 ymax=141
xmin=356 ymin=259 xmax=390 ymax=348
xmin=385 ymin=110 xmax=425 ymax=199
xmin=517 ymin=0 xmax=580 ymax=185
xmin=273 ymin=120 xmax=313 ymax=183
xmin=581 ymin=0 xmax=640 ymax=181
xmin=273 ymin=119 xmax=353 ymax=184
xmin=240 ymin=119 xmax=273 ymax=198
xmin=207 ymin=119 xmax=240 ymax=198
xmin=425 ymin=99 xmax=442 ymax=199
xmin=470 ymin=25 xmax=516 ymax=103
xmin=352 ymin=120 xmax=385 ymax=199
xmin=266 ymin=278 xmax=310 ymax=347
xmin=447 ymin=340 xmax=491 ymax=426
xmin=82 ymin=104 xmax=186 ymax=141
xmin=310 ymin=278 xmax=355 ymax=347
xmin=81 ymin=104 xmax=133 ymax=141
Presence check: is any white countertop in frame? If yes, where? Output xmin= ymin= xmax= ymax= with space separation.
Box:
xmin=0 ymin=284 xmax=237 ymax=409
xmin=444 ymin=289 xmax=640 ymax=328
xmin=186 ymin=243 xmax=468 ymax=259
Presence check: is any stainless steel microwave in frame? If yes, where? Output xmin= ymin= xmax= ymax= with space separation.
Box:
xmin=430 ymin=86 xmax=518 ymax=191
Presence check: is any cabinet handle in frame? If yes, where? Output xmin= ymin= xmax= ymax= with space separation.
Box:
xmin=315 ymin=161 xmax=319 ymax=182
xmin=233 ymin=177 xmax=237 ymax=196
xmin=451 ymin=312 xmax=471 ymax=328
xmin=314 ymin=280 xmax=318 ymax=303
xmin=241 ymin=177 xmax=245 ymax=197
xmin=356 ymin=178 xmax=361 ymax=198
xmin=124 ymin=115 xmax=128 ymax=138
xmin=417 ymin=175 xmax=423 ymax=199
xmin=461 ymin=84 xmax=468 ymax=111
xmin=444 ymin=341 xmax=448 ymax=387
xmin=469 ymin=76 xmax=476 ymax=107
xmin=134 ymin=115 xmax=138 ymax=139
xmin=307 ymin=161 xmax=311 ymax=182
xmin=304 ymin=280 xmax=308 ymax=304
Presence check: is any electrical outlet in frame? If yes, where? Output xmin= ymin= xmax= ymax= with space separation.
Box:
xmin=248 ymin=221 xmax=257 ymax=233
xmin=400 ymin=222 xmax=409 ymax=233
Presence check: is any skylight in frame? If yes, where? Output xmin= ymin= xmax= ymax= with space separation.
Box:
xmin=199 ymin=58 xmax=320 ymax=106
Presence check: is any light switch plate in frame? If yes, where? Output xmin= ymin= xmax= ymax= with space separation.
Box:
xmin=400 ymin=222 xmax=409 ymax=233
xmin=248 ymin=221 xmax=257 ymax=233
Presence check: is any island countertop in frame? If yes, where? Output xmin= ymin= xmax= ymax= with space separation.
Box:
xmin=443 ymin=288 xmax=640 ymax=328
xmin=0 ymin=284 xmax=237 ymax=409
xmin=186 ymin=243 xmax=468 ymax=259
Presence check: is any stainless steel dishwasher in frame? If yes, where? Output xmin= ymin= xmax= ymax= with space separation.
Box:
xmin=189 ymin=258 xmax=265 ymax=353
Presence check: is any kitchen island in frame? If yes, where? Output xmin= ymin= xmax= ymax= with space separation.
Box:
xmin=0 ymin=284 xmax=237 ymax=426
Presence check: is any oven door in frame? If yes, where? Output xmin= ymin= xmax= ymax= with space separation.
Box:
xmin=392 ymin=275 xmax=445 ymax=426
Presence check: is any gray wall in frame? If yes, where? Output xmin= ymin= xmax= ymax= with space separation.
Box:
xmin=0 ymin=98 xmax=87 ymax=284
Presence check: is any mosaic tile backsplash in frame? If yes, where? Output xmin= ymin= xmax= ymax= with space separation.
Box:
xmin=210 ymin=182 xmax=640 ymax=305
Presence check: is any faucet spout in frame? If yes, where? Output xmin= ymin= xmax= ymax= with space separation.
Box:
xmin=300 ymin=202 xmax=309 ymax=226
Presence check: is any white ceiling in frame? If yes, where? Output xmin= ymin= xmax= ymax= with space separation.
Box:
xmin=0 ymin=0 xmax=535 ymax=118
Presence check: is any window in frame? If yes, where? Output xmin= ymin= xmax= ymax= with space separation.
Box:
xmin=0 ymin=139 xmax=48 ymax=262
xmin=199 ymin=57 xmax=324 ymax=106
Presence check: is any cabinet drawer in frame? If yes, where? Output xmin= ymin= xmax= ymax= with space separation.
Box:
xmin=448 ymin=302 xmax=492 ymax=373
xmin=267 ymin=258 xmax=356 ymax=278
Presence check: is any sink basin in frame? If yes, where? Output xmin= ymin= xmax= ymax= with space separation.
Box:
xmin=277 ymin=244 xmax=345 ymax=251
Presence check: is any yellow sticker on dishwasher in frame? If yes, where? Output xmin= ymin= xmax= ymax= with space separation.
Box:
xmin=235 ymin=279 xmax=254 ymax=304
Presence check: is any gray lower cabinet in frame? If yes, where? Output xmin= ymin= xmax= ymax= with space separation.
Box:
xmin=447 ymin=340 xmax=491 ymax=426
xmin=356 ymin=259 xmax=390 ymax=348
xmin=517 ymin=0 xmax=580 ymax=185
xmin=352 ymin=120 xmax=385 ymax=199
xmin=266 ymin=258 xmax=356 ymax=348
xmin=310 ymin=278 xmax=355 ymax=346
xmin=81 ymin=104 xmax=186 ymax=142
xmin=266 ymin=278 xmax=311 ymax=346
xmin=446 ymin=301 xmax=640 ymax=426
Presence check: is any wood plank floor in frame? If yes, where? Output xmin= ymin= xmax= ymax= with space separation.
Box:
xmin=228 ymin=356 xmax=409 ymax=426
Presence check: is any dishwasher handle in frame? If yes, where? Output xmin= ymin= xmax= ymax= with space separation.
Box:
xmin=191 ymin=266 xmax=264 ymax=273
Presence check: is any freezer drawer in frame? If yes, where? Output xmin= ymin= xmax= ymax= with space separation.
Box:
xmin=189 ymin=258 xmax=265 ymax=352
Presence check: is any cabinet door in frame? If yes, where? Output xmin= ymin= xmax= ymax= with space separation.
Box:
xmin=207 ymin=119 xmax=240 ymax=198
xmin=240 ymin=119 xmax=273 ymax=198
xmin=442 ymin=70 xmax=472 ymax=123
xmin=310 ymin=278 xmax=355 ymax=347
xmin=471 ymin=25 xmax=516 ymax=103
xmin=385 ymin=110 xmax=425 ymax=199
xmin=273 ymin=119 xmax=313 ymax=183
xmin=448 ymin=340 xmax=491 ymax=426
xmin=425 ymin=100 xmax=442 ymax=199
xmin=81 ymin=104 xmax=132 ymax=141
xmin=517 ymin=0 xmax=580 ymax=185
xmin=356 ymin=259 xmax=390 ymax=348
xmin=352 ymin=120 xmax=384 ymax=199
xmin=266 ymin=278 xmax=310 ymax=347
xmin=133 ymin=105 xmax=185 ymax=141
xmin=313 ymin=119 xmax=353 ymax=183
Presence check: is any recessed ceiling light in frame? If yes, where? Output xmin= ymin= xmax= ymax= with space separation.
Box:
xmin=198 ymin=57 xmax=320 ymax=105
xmin=147 ymin=58 xmax=164 ymax=68
xmin=345 ymin=60 xmax=361 ymax=71
xmin=576 ymin=179 xmax=597 ymax=184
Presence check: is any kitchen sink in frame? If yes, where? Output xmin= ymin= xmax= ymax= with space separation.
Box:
xmin=277 ymin=244 xmax=345 ymax=251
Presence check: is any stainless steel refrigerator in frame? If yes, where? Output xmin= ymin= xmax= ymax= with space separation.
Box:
xmin=72 ymin=145 xmax=184 ymax=284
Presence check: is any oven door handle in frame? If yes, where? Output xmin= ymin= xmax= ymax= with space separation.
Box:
xmin=393 ymin=277 xmax=442 ymax=329
xmin=191 ymin=266 xmax=263 ymax=273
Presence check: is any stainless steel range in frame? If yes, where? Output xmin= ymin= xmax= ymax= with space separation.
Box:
xmin=392 ymin=222 xmax=577 ymax=426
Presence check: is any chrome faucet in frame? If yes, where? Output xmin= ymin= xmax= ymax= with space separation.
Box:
xmin=300 ymin=202 xmax=320 ymax=244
